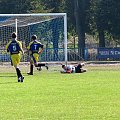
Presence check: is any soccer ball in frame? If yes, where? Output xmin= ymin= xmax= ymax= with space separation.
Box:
xmin=37 ymin=67 xmax=42 ymax=71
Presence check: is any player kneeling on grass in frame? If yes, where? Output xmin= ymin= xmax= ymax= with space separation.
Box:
xmin=61 ymin=63 xmax=87 ymax=73
xmin=27 ymin=35 xmax=48 ymax=75
xmin=6 ymin=32 xmax=24 ymax=82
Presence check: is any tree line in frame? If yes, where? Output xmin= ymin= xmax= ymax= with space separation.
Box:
xmin=0 ymin=0 xmax=120 ymax=57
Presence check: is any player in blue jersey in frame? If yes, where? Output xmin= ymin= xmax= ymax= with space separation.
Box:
xmin=27 ymin=35 xmax=48 ymax=75
xmin=6 ymin=32 xmax=24 ymax=82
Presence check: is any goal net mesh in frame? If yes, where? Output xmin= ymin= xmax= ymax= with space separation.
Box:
xmin=0 ymin=14 xmax=66 ymax=63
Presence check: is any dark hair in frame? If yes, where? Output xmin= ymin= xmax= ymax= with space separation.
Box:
xmin=32 ymin=35 xmax=37 ymax=40
xmin=12 ymin=32 xmax=16 ymax=38
xmin=62 ymin=64 xmax=65 ymax=68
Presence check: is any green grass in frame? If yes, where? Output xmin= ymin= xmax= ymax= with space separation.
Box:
xmin=0 ymin=65 xmax=120 ymax=120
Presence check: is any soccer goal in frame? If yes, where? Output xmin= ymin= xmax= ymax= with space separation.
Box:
xmin=0 ymin=13 xmax=67 ymax=64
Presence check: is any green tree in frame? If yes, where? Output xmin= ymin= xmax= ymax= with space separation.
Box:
xmin=30 ymin=0 xmax=48 ymax=13
xmin=41 ymin=0 xmax=65 ymax=12
xmin=88 ymin=0 xmax=106 ymax=47
xmin=105 ymin=0 xmax=120 ymax=39
xmin=74 ymin=0 xmax=85 ymax=57
xmin=41 ymin=0 xmax=91 ymax=59
xmin=88 ymin=0 xmax=120 ymax=47
xmin=0 ymin=0 xmax=32 ymax=13
xmin=74 ymin=0 xmax=90 ymax=58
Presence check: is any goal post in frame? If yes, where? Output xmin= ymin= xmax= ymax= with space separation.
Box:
xmin=0 ymin=13 xmax=67 ymax=64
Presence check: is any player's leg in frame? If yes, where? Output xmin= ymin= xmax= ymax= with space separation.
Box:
xmin=27 ymin=54 xmax=36 ymax=75
xmin=33 ymin=53 xmax=48 ymax=70
xmin=16 ymin=54 xmax=24 ymax=82
xmin=75 ymin=63 xmax=86 ymax=73
xmin=37 ymin=63 xmax=48 ymax=70
xmin=27 ymin=60 xmax=34 ymax=75
xmin=37 ymin=66 xmax=42 ymax=71
xmin=75 ymin=64 xmax=82 ymax=73
xmin=79 ymin=63 xmax=86 ymax=73
xmin=80 ymin=68 xmax=87 ymax=73
xmin=11 ymin=54 xmax=24 ymax=82
xmin=16 ymin=67 xmax=24 ymax=82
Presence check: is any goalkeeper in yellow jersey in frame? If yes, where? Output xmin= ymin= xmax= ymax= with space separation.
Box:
xmin=27 ymin=35 xmax=48 ymax=75
xmin=6 ymin=32 xmax=24 ymax=82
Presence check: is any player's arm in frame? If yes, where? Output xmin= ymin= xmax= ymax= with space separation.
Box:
xmin=24 ymin=42 xmax=33 ymax=54
xmin=18 ymin=41 xmax=24 ymax=54
xmin=20 ymin=47 xmax=24 ymax=54
xmin=26 ymin=42 xmax=31 ymax=50
xmin=38 ymin=48 xmax=43 ymax=54
xmin=61 ymin=70 xmax=71 ymax=73
xmin=38 ymin=44 xmax=44 ymax=54
xmin=24 ymin=46 xmax=29 ymax=53
xmin=61 ymin=66 xmax=72 ymax=73
xmin=66 ymin=69 xmax=72 ymax=73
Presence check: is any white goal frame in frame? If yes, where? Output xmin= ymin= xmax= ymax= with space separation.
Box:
xmin=0 ymin=13 xmax=68 ymax=64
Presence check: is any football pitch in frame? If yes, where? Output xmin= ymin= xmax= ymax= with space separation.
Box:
xmin=0 ymin=64 xmax=120 ymax=120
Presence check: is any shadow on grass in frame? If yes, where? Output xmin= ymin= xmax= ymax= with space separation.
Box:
xmin=0 ymin=81 xmax=18 ymax=84
xmin=0 ymin=73 xmax=27 ymax=78
xmin=0 ymin=75 xmax=17 ymax=84
xmin=0 ymin=75 xmax=16 ymax=77
xmin=0 ymin=74 xmax=27 ymax=84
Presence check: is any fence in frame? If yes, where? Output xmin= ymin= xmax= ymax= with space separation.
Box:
xmin=0 ymin=47 xmax=120 ymax=62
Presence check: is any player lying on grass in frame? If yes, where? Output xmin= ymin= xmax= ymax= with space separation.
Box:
xmin=27 ymin=35 xmax=48 ymax=75
xmin=61 ymin=63 xmax=87 ymax=73
xmin=6 ymin=32 xmax=24 ymax=82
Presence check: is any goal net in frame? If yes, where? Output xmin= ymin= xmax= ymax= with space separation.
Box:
xmin=0 ymin=13 xmax=67 ymax=64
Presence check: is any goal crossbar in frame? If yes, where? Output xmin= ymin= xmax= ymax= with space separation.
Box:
xmin=0 ymin=13 xmax=68 ymax=64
